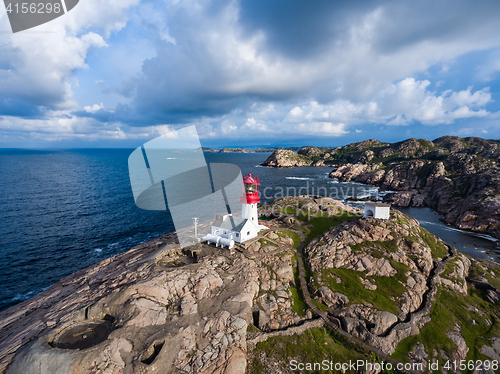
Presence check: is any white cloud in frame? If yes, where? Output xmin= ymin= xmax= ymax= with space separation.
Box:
xmin=84 ymin=103 xmax=105 ymax=113
xmin=1 ymin=0 xmax=500 ymax=145
xmin=278 ymin=78 xmax=492 ymax=130
xmin=379 ymin=78 xmax=491 ymax=125
xmin=0 ymin=0 xmax=140 ymax=113
xmin=294 ymin=122 xmax=348 ymax=136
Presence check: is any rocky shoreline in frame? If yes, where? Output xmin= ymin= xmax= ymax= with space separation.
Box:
xmin=1 ymin=196 xmax=500 ymax=373
xmin=262 ymin=136 xmax=500 ymax=240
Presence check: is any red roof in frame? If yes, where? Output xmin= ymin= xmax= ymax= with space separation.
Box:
xmin=243 ymin=174 xmax=259 ymax=184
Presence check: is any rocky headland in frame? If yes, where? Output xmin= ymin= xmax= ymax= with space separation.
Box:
xmin=1 ymin=196 xmax=500 ymax=373
xmin=262 ymin=136 xmax=500 ymax=239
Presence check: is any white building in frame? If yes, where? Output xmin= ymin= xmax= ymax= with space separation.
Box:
xmin=211 ymin=214 xmax=260 ymax=243
xmin=203 ymin=173 xmax=266 ymax=249
xmin=363 ymin=202 xmax=391 ymax=219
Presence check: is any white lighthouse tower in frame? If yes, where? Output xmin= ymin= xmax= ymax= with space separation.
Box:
xmin=205 ymin=173 xmax=266 ymax=246
xmin=240 ymin=173 xmax=260 ymax=224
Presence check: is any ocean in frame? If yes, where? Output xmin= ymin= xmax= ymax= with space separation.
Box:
xmin=0 ymin=149 xmax=498 ymax=311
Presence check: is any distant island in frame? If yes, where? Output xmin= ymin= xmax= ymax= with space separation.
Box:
xmin=198 ymin=146 xmax=292 ymax=153
xmin=262 ymin=136 xmax=500 ymax=240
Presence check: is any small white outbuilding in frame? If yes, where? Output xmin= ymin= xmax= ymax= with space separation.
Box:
xmin=210 ymin=214 xmax=260 ymax=243
xmin=363 ymin=202 xmax=391 ymax=220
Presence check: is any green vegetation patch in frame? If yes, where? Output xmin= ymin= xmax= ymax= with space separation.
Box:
xmin=418 ymin=139 xmax=438 ymax=152
xmin=302 ymin=212 xmax=358 ymax=246
xmin=258 ymin=238 xmax=277 ymax=248
xmin=322 ymin=267 xmax=406 ymax=315
xmin=350 ymin=239 xmax=399 ymax=254
xmin=390 ymin=261 xmax=411 ymax=283
xmin=249 ymin=327 xmax=372 ymax=374
xmin=419 ymin=228 xmax=449 ymax=258
xmin=280 ymin=206 xmax=297 ymax=215
xmin=277 ymin=230 xmax=301 ymax=249
xmin=470 ymin=261 xmax=500 ymax=290
xmin=329 ymin=146 xmax=358 ymax=163
xmin=392 ymin=288 xmax=500 ymax=367
xmin=247 ymin=324 xmax=260 ymax=333
xmin=416 ymin=163 xmax=433 ymax=183
xmin=485 ymin=266 xmax=500 ymax=290
xmin=441 ymin=257 xmax=466 ymax=287
xmin=289 ymin=286 xmax=307 ymax=317
xmin=288 ymin=253 xmax=307 ymax=317
xmin=368 ymin=154 xmax=404 ymax=165
xmin=296 ymin=225 xmax=311 ymax=236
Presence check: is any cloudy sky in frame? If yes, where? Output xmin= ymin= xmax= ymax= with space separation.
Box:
xmin=1 ymin=0 xmax=500 ymax=148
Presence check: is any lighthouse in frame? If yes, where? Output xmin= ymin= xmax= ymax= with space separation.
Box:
xmin=205 ymin=173 xmax=266 ymax=247
xmin=240 ymin=174 xmax=260 ymax=224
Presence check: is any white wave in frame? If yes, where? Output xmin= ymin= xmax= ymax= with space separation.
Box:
xmin=328 ymin=178 xmax=339 ymax=183
xmin=419 ymin=220 xmax=498 ymax=242
xmin=379 ymin=190 xmax=397 ymax=196
xmin=354 ymin=193 xmax=377 ymax=199
xmin=471 ymin=233 xmax=498 ymax=242
xmin=349 ymin=181 xmax=372 ymax=186
xmin=418 ymin=220 xmax=439 ymax=226
xmin=94 ymin=248 xmax=103 ymax=253
xmin=286 ymin=177 xmax=314 ymax=180
xmin=11 ymin=287 xmax=48 ymax=302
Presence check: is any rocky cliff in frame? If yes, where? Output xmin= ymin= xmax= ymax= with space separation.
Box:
xmin=262 ymin=136 xmax=500 ymax=239
xmin=2 ymin=196 xmax=500 ymax=374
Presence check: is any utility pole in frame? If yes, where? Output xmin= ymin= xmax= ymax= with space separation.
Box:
xmin=192 ymin=217 xmax=199 ymax=239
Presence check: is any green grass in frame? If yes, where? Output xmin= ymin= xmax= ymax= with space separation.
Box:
xmin=393 ymin=211 xmax=411 ymax=226
xmin=486 ymin=266 xmax=500 ymax=289
xmin=368 ymin=154 xmax=404 ymax=165
xmin=281 ymin=206 xmax=297 ymax=215
xmin=247 ymin=324 xmax=260 ymax=333
xmin=258 ymin=238 xmax=277 ymax=247
xmin=418 ymin=139 xmax=438 ymax=152
xmin=312 ymin=298 xmax=328 ymax=313
xmin=278 ymin=230 xmax=301 ymax=249
xmin=391 ymin=288 xmax=500 ymax=370
xmin=350 ymin=239 xmax=399 ymax=254
xmin=302 ymin=212 xmax=357 ymax=246
xmin=249 ymin=327 xmax=372 ymax=374
xmin=471 ymin=262 xmax=500 ymax=290
xmin=296 ymin=225 xmax=311 ymax=236
xmin=288 ymin=254 xmax=308 ymax=317
xmin=416 ymin=163 xmax=433 ymax=183
xmin=289 ymin=286 xmax=307 ymax=317
xmin=391 ymin=335 xmax=420 ymax=363
xmin=390 ymin=260 xmax=411 ymax=283
xmin=419 ymin=228 xmax=449 ymax=258
xmin=441 ymin=257 xmax=466 ymax=286
xmin=322 ymin=267 xmax=406 ymax=315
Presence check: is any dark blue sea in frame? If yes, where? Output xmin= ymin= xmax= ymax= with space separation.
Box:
xmin=0 ymin=149 xmax=498 ymax=311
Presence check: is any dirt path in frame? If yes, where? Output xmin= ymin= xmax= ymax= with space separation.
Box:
xmin=292 ymin=229 xmax=423 ymax=374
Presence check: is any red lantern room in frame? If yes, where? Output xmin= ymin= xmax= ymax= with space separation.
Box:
xmin=240 ymin=174 xmax=260 ymax=204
